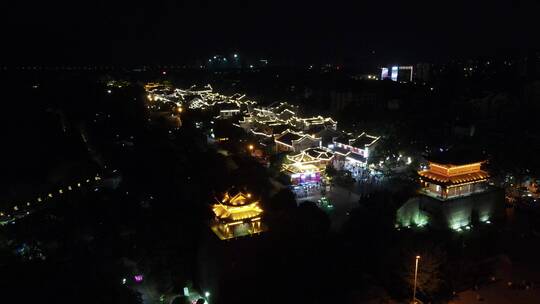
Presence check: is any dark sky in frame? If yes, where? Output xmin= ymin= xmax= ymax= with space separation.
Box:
xmin=1 ymin=0 xmax=539 ymax=64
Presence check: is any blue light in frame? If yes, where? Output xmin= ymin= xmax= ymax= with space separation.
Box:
xmin=391 ymin=66 xmax=398 ymax=81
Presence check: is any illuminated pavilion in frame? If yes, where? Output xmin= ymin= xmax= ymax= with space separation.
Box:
xmin=418 ymin=160 xmax=489 ymax=200
xmin=211 ymin=188 xmax=267 ymax=240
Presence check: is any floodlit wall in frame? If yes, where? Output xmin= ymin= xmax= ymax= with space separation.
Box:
xmin=397 ymin=187 xmax=505 ymax=230
xmin=396 ymin=197 xmax=429 ymax=227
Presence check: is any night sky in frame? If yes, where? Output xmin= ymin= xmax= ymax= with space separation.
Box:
xmin=2 ymin=1 xmax=539 ymax=64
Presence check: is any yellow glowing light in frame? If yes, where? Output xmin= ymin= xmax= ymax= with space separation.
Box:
xmin=212 ymin=190 xmax=263 ymax=222
xmin=429 ymin=162 xmax=484 ymax=177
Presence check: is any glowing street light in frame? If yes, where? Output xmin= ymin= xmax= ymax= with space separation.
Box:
xmin=233 ymin=53 xmax=238 ymax=58
xmin=204 ymin=292 xmax=210 ymax=297
xmin=412 ymin=255 xmax=420 ymax=304
xmin=248 ymin=144 xmax=254 ymax=151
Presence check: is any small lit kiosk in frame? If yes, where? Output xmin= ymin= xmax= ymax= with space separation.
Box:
xmin=397 ymin=152 xmax=504 ymax=230
xmin=211 ymin=188 xmax=267 ymax=240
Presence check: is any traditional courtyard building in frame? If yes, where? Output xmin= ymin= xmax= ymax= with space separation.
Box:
xmin=331 ymin=132 xmax=380 ymax=175
xmin=274 ymin=129 xmax=322 ymax=152
xmin=397 ymin=152 xmax=504 ymax=230
xmin=418 ymin=159 xmax=489 ymax=199
xmin=216 ymin=103 xmax=241 ymax=119
xmin=211 ymin=188 xmax=266 ymax=240
xmin=282 ymin=147 xmax=335 ymax=185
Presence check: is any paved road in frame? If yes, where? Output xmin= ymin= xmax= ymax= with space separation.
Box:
xmin=449 ymin=261 xmax=540 ymax=304
xmin=0 ymin=175 xmax=103 ymax=225
xmin=297 ymin=185 xmax=360 ymax=231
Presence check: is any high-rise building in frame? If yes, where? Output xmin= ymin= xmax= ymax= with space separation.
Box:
xmin=380 ymin=65 xmax=414 ymax=82
xmin=398 ymin=66 xmax=413 ymax=82
xmin=415 ymin=63 xmax=432 ymax=83
xmin=381 ymin=67 xmax=389 ymax=80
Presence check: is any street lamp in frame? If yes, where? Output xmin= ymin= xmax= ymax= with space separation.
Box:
xmin=412 ymin=255 xmax=420 ymax=304
xmin=248 ymin=144 xmax=254 ymax=151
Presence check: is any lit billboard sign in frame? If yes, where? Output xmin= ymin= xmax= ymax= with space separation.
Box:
xmin=381 ymin=68 xmax=389 ymax=80
xmin=391 ymin=66 xmax=398 ymax=82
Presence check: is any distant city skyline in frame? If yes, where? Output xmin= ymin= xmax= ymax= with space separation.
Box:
xmin=2 ymin=1 xmax=540 ymax=64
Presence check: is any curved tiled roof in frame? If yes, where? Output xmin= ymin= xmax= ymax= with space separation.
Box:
xmin=275 ymin=131 xmax=303 ymax=146
xmin=350 ymin=132 xmax=380 ymax=148
xmin=419 ymin=170 xmax=489 ymax=186
xmin=212 ymin=188 xmax=263 ymax=222
xmin=304 ymin=147 xmax=334 ymax=160
xmin=286 ymin=147 xmax=333 ymax=163
xmin=217 ymin=188 xmax=257 ymax=206
xmin=282 ymin=163 xmax=320 ymax=174
xmin=212 ymin=202 xmax=263 ymax=221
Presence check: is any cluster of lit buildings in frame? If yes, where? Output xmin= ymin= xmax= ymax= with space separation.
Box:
xmin=153 ymin=85 xmax=383 ymax=239
xmin=174 ymin=87 xmax=372 ymax=179
xmin=145 ymin=82 xmax=506 ymax=237
xmin=145 ymin=83 xmax=257 ymax=116
xmin=238 ymin=102 xmax=338 ymax=138
xmin=243 ymin=105 xmax=381 ymax=184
